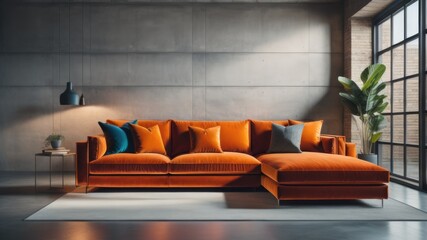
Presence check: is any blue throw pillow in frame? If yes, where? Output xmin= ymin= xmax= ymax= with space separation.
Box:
xmin=267 ymin=123 xmax=304 ymax=153
xmin=98 ymin=120 xmax=137 ymax=155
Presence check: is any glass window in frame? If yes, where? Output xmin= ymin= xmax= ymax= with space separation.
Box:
xmin=406 ymin=1 xmax=419 ymax=37
xmin=392 ymin=10 xmax=405 ymax=44
xmin=374 ymin=0 xmax=422 ymax=186
xmin=393 ymin=115 xmax=404 ymax=143
xmin=407 ymin=147 xmax=419 ymax=180
xmin=392 ymin=45 xmax=404 ymax=79
xmin=406 ymin=39 xmax=419 ymax=76
xmin=379 ymin=18 xmax=391 ymax=50
xmin=379 ymin=51 xmax=391 ymax=81
xmin=393 ymin=145 xmax=405 ymax=175
xmin=393 ymin=81 xmax=404 ymax=112
xmin=406 ymin=114 xmax=419 ymax=145
xmin=379 ymin=144 xmax=391 ymax=171
xmin=406 ymin=77 xmax=419 ymax=112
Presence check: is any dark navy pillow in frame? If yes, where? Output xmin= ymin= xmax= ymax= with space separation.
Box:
xmin=267 ymin=123 xmax=304 ymax=153
xmin=98 ymin=120 xmax=137 ymax=155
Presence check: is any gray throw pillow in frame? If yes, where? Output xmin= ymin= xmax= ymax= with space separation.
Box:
xmin=267 ymin=123 xmax=303 ymax=153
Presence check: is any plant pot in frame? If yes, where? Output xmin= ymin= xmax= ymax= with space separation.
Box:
xmin=358 ymin=153 xmax=378 ymax=165
xmin=50 ymin=140 xmax=62 ymax=149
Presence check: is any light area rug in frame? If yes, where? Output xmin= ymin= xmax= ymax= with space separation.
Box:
xmin=26 ymin=191 xmax=427 ymax=221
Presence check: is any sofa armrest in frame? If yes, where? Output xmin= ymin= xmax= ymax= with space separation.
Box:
xmin=320 ymin=136 xmax=336 ymax=154
xmin=88 ymin=135 xmax=107 ymax=161
xmin=345 ymin=142 xmax=357 ymax=157
xmin=76 ymin=141 xmax=88 ymax=186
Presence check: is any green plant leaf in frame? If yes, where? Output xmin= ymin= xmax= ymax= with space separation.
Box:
xmin=338 ymin=76 xmax=353 ymax=91
xmin=371 ymin=132 xmax=383 ymax=143
xmin=339 ymin=93 xmax=360 ymax=115
xmin=361 ymin=64 xmax=386 ymax=92
xmin=373 ymin=102 xmax=388 ymax=114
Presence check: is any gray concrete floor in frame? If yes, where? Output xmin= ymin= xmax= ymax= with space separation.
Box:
xmin=1 ymin=172 xmax=427 ymax=240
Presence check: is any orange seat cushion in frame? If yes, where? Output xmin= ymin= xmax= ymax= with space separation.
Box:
xmin=90 ymin=153 xmax=170 ymax=175
xmin=130 ymin=124 xmax=167 ymax=155
xmin=250 ymin=120 xmax=289 ymax=156
xmin=289 ymin=120 xmax=323 ymax=152
xmin=189 ymin=126 xmax=223 ymax=153
xmin=170 ymin=152 xmax=261 ymax=174
xmin=258 ymin=152 xmax=389 ymax=185
xmin=171 ymin=120 xmax=250 ymax=157
xmin=107 ymin=119 xmax=171 ymax=155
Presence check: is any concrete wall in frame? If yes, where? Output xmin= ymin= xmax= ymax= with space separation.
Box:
xmin=0 ymin=1 xmax=344 ymax=171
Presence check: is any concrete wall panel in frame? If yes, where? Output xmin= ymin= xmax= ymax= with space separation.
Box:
xmin=205 ymin=5 xmax=309 ymax=52
xmin=0 ymin=2 xmax=344 ymax=171
xmin=205 ymin=53 xmax=310 ymax=86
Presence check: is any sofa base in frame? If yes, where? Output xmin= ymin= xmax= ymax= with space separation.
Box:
xmin=87 ymin=175 xmax=260 ymax=188
xmin=261 ymin=175 xmax=388 ymax=200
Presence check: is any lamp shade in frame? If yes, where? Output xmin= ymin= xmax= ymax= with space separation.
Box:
xmin=60 ymin=81 xmax=79 ymax=105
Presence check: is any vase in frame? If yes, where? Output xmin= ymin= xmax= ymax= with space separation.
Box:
xmin=358 ymin=153 xmax=378 ymax=165
xmin=51 ymin=140 xmax=62 ymax=149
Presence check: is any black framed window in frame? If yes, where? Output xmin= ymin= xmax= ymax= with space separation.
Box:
xmin=374 ymin=0 xmax=425 ymax=189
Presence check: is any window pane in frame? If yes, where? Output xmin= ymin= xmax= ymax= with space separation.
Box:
xmin=392 ymin=9 xmax=404 ymax=44
xmin=379 ymin=51 xmax=391 ymax=82
xmin=379 ymin=18 xmax=391 ymax=50
xmin=406 ymin=39 xmax=419 ymax=76
xmin=406 ymin=114 xmax=419 ymax=145
xmin=381 ymin=115 xmax=391 ymax=142
xmin=406 ymin=1 xmax=419 ymax=37
xmin=407 ymin=147 xmax=419 ymax=181
xmin=393 ymin=145 xmax=404 ymax=175
xmin=393 ymin=81 xmax=404 ymax=112
xmin=384 ymin=82 xmax=392 ymax=113
xmin=392 ymin=45 xmax=404 ymax=79
xmin=379 ymin=144 xmax=391 ymax=171
xmin=406 ymin=77 xmax=419 ymax=112
xmin=393 ymin=115 xmax=404 ymax=143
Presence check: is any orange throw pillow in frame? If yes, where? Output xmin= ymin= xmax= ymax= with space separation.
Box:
xmin=130 ymin=124 xmax=166 ymax=155
xmin=289 ymin=120 xmax=323 ymax=152
xmin=188 ymin=126 xmax=223 ymax=153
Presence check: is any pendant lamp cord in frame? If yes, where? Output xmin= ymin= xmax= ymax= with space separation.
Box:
xmin=81 ymin=1 xmax=84 ymax=96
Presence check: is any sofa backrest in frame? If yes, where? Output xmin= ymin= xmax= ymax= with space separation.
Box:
xmin=106 ymin=119 xmax=172 ymax=156
xmin=171 ymin=120 xmax=251 ymax=157
xmin=250 ymin=120 xmax=289 ymax=156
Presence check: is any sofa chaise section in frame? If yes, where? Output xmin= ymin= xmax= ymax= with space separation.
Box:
xmin=258 ymin=152 xmax=389 ymax=200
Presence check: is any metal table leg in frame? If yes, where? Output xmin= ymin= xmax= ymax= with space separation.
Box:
xmin=49 ymin=155 xmax=52 ymax=188
xmin=34 ymin=155 xmax=37 ymax=192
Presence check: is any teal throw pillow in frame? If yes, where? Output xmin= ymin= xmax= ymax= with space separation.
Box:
xmin=98 ymin=120 xmax=137 ymax=155
xmin=267 ymin=123 xmax=304 ymax=153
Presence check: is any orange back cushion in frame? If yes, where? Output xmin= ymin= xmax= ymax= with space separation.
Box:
xmin=130 ymin=124 xmax=167 ymax=155
xmin=171 ymin=120 xmax=250 ymax=157
xmin=189 ymin=126 xmax=223 ymax=153
xmin=250 ymin=120 xmax=289 ymax=156
xmin=289 ymin=119 xmax=323 ymax=152
xmin=107 ymin=119 xmax=171 ymax=155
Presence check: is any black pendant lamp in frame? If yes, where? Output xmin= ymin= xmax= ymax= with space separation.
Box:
xmin=60 ymin=81 xmax=80 ymax=105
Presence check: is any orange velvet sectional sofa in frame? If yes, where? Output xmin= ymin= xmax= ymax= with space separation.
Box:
xmin=76 ymin=119 xmax=390 ymax=202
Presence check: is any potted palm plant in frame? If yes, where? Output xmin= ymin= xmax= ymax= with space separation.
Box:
xmin=337 ymin=63 xmax=388 ymax=164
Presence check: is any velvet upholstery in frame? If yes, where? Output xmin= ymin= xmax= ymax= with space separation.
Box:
xmin=90 ymin=153 xmax=170 ymax=174
xmin=170 ymin=152 xmax=260 ymax=174
xmin=76 ymin=118 xmax=387 ymax=202
xmin=189 ymin=126 xmax=223 ymax=153
xmin=130 ymin=124 xmax=167 ymax=155
xmin=289 ymin=119 xmax=323 ymax=152
xmin=172 ymin=120 xmax=250 ymax=157
xmin=169 ymin=175 xmax=261 ymax=187
xmin=107 ymin=119 xmax=172 ymax=155
xmin=262 ymin=175 xmax=388 ymax=200
xmin=267 ymin=123 xmax=303 ymax=153
xmin=258 ymin=152 xmax=389 ymax=184
xmin=250 ymin=120 xmax=289 ymax=156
